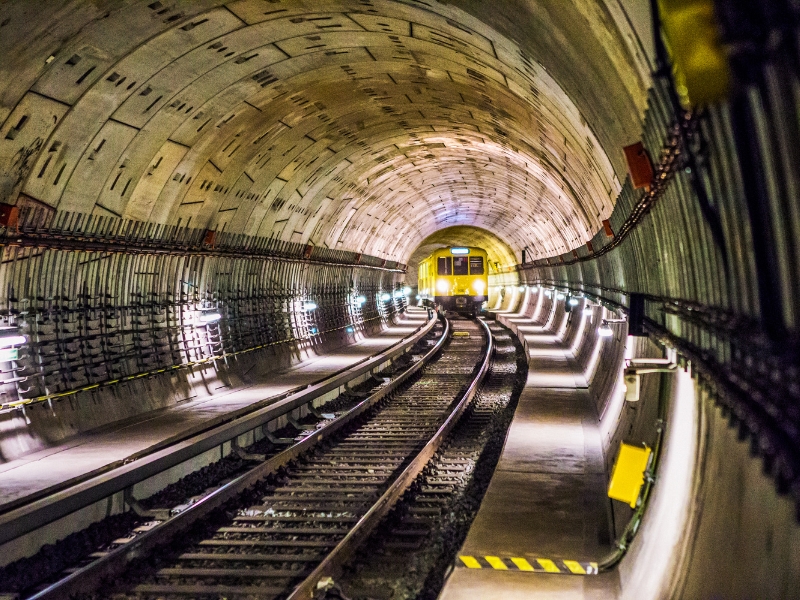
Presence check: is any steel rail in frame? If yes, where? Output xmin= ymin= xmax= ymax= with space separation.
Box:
xmin=27 ymin=315 xmax=451 ymax=600
xmin=287 ymin=316 xmax=494 ymax=600
xmin=0 ymin=312 xmax=437 ymax=547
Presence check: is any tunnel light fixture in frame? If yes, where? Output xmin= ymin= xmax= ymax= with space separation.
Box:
xmin=380 ymin=293 xmax=391 ymax=302
xmin=450 ymin=247 xmax=470 ymax=255
xmin=403 ymin=286 xmax=411 ymax=296
xmin=544 ymin=290 xmax=552 ymax=298
xmin=393 ymin=290 xmax=404 ymax=298
xmin=556 ymin=292 xmax=566 ymax=301
xmin=568 ymin=297 xmax=579 ymax=306
xmin=598 ymin=321 xmax=614 ymax=337
xmin=0 ymin=328 xmax=27 ymax=348
xmin=346 ymin=326 xmax=355 ymax=333
xmin=584 ymin=307 xmax=594 ymax=316
xmin=310 ymin=326 xmax=318 ymax=334
xmin=304 ymin=301 xmax=318 ymax=311
xmin=355 ymin=295 xmax=367 ymax=305
xmin=518 ymin=285 xmax=526 ymax=292
xmin=199 ymin=311 xmax=221 ymax=324
xmin=415 ymin=295 xmax=421 ymax=301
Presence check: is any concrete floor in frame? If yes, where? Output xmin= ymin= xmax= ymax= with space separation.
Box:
xmin=439 ymin=306 xmax=618 ymax=599
xmin=0 ymin=313 xmax=427 ymax=512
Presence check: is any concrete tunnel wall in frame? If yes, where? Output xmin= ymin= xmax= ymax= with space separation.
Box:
xmin=0 ymin=251 xmax=406 ymax=460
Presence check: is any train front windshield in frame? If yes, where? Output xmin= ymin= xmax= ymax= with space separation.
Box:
xmin=453 ymin=257 xmax=469 ymax=275
xmin=469 ymin=257 xmax=484 ymax=274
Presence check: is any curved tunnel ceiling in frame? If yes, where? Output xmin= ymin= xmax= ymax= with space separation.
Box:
xmin=0 ymin=0 xmax=649 ymax=263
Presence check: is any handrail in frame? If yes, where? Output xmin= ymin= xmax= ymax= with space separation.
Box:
xmin=286 ymin=316 xmax=494 ymax=600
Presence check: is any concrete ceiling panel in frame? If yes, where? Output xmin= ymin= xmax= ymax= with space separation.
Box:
xmin=0 ymin=0 xmax=649 ymax=264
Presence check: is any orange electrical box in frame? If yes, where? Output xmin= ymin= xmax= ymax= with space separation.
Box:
xmin=303 ymin=244 xmax=314 ymax=259
xmin=623 ymin=142 xmax=654 ymax=190
xmin=0 ymin=203 xmax=19 ymax=228
xmin=586 ymin=241 xmax=594 ymax=253
xmin=203 ymin=229 xmax=217 ymax=247
xmin=602 ymin=219 xmax=615 ymax=238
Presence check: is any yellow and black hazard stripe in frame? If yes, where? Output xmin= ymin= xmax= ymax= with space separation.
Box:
xmin=458 ymin=555 xmax=598 ymax=575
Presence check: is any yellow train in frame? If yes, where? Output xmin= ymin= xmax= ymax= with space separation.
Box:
xmin=418 ymin=246 xmax=489 ymax=315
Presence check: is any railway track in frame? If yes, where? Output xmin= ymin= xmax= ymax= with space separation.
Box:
xmin=337 ymin=321 xmax=527 ymax=599
xmin=29 ymin=315 xmax=491 ymax=600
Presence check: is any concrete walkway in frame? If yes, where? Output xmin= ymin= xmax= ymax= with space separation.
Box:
xmin=0 ymin=311 xmax=429 ymax=512
xmin=440 ymin=300 xmax=618 ymax=599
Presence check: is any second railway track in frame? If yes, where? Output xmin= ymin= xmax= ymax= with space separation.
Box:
xmin=33 ymin=315 xmax=491 ymax=600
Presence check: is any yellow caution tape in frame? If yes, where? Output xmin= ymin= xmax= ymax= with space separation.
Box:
xmin=457 ymin=555 xmax=598 ymax=575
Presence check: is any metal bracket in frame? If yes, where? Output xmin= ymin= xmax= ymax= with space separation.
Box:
xmin=123 ymin=487 xmax=170 ymax=521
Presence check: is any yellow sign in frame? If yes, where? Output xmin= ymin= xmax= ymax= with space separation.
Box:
xmin=608 ymin=443 xmax=652 ymax=508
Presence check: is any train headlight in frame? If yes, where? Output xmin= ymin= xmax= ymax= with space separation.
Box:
xmin=473 ymin=279 xmax=485 ymax=293
xmin=436 ymin=279 xmax=449 ymax=293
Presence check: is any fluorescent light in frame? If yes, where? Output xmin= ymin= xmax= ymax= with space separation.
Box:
xmin=450 ymin=247 xmax=469 ymax=254
xmin=584 ymin=307 xmax=594 ymax=316
xmin=304 ymin=302 xmax=318 ymax=310
xmin=355 ymin=295 xmax=367 ymax=304
xmin=518 ymin=286 xmax=526 ymax=292
xmin=568 ymin=298 xmax=579 ymax=306
xmin=0 ymin=329 xmax=26 ymax=348
xmin=599 ymin=325 xmax=614 ymax=337
xmin=380 ymin=293 xmax=391 ymax=301
xmin=403 ymin=286 xmax=411 ymax=295
xmin=346 ymin=326 xmax=355 ymax=333
xmin=415 ymin=295 xmax=421 ymax=300
xmin=199 ymin=312 xmax=221 ymax=323
xmin=556 ymin=292 xmax=565 ymax=301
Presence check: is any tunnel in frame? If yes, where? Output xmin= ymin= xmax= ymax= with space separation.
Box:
xmin=0 ymin=0 xmax=798 ymax=598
